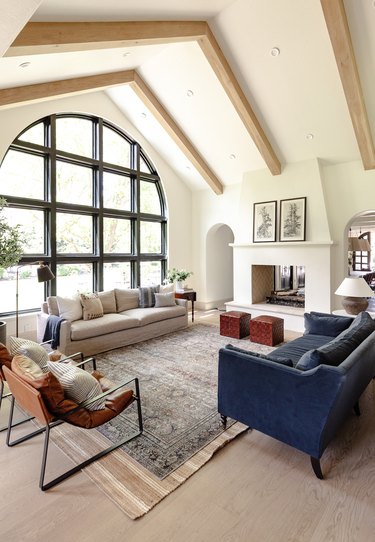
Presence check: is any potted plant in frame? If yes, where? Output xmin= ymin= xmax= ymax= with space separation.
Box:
xmin=0 ymin=197 xmax=25 ymax=343
xmin=166 ymin=268 xmax=193 ymax=290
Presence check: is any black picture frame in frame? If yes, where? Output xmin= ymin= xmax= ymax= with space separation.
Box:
xmin=279 ymin=197 xmax=306 ymax=242
xmin=253 ymin=200 xmax=277 ymax=243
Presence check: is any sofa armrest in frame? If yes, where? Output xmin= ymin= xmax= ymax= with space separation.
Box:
xmin=218 ymin=347 xmax=344 ymax=458
xmin=175 ymin=298 xmax=188 ymax=308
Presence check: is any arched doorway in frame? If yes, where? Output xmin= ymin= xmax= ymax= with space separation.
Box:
xmin=347 ymin=210 xmax=375 ymax=275
xmin=206 ymin=224 xmax=234 ymax=309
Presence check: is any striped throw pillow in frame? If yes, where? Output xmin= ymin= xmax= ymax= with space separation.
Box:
xmin=10 ymin=336 xmax=49 ymax=373
xmin=47 ymin=361 xmax=105 ymax=411
xmin=138 ymin=285 xmax=160 ymax=308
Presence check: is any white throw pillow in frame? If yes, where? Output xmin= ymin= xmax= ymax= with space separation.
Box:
xmin=160 ymin=283 xmax=175 ymax=294
xmin=9 ymin=336 xmax=49 ymax=372
xmin=115 ymin=288 xmax=139 ymax=312
xmin=47 ymin=361 xmax=105 ymax=411
xmin=56 ymin=295 xmax=82 ymax=321
xmin=154 ymin=292 xmax=176 ymax=308
xmin=97 ymin=290 xmax=116 ymax=314
xmin=80 ymin=292 xmax=104 ymax=321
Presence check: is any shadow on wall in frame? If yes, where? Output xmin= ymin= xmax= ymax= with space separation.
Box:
xmin=206 ymin=224 xmax=234 ymax=310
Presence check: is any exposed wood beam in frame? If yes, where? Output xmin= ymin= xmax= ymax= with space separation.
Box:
xmin=131 ymin=72 xmax=223 ymax=195
xmin=6 ymin=21 xmax=281 ymax=177
xmin=0 ymin=71 xmax=135 ymax=109
xmin=0 ymin=68 xmax=223 ymax=194
xmin=198 ymin=26 xmax=281 ymax=176
xmin=321 ymin=0 xmax=375 ymax=170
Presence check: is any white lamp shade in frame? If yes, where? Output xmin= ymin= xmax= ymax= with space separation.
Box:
xmin=335 ymin=277 xmax=374 ymax=297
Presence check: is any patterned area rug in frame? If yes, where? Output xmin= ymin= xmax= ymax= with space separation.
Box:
xmin=50 ymin=323 xmax=274 ymax=518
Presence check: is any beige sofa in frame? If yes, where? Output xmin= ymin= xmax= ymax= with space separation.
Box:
xmin=37 ymin=288 xmax=188 ymax=357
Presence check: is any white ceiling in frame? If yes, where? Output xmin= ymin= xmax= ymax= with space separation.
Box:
xmin=1 ymin=0 xmax=375 ymax=192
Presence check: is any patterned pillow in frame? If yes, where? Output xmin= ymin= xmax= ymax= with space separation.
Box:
xmin=138 ymin=285 xmax=160 ymax=308
xmin=9 ymin=336 xmax=49 ymax=372
xmin=47 ymin=361 xmax=105 ymax=411
xmin=154 ymin=292 xmax=176 ymax=308
xmin=56 ymin=295 xmax=82 ymax=321
xmin=80 ymin=292 xmax=104 ymax=321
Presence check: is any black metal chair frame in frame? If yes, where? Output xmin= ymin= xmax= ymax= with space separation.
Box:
xmin=6 ymin=374 xmax=143 ymax=491
xmin=0 ymin=348 xmax=96 ymax=433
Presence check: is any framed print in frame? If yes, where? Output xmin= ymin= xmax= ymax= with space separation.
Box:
xmin=253 ymin=200 xmax=277 ymax=242
xmin=279 ymin=197 xmax=306 ymax=242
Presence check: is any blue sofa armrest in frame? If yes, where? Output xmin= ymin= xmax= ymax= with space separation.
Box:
xmin=218 ymin=347 xmax=345 ymax=458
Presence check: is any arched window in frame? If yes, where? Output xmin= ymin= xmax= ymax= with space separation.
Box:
xmin=0 ymin=113 xmax=167 ymax=316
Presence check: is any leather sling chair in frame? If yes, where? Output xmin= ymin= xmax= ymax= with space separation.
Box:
xmin=3 ymin=360 xmax=143 ymax=491
xmin=0 ymin=341 xmax=96 ymax=432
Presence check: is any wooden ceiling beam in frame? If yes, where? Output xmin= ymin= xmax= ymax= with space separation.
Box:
xmin=6 ymin=20 xmax=281 ymax=178
xmin=131 ymin=72 xmax=223 ymax=195
xmin=320 ymin=0 xmax=375 ymax=170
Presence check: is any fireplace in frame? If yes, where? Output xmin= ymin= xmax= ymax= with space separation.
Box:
xmin=251 ymin=265 xmax=305 ymax=308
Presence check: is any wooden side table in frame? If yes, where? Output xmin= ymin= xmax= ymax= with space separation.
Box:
xmin=175 ymin=290 xmax=197 ymax=322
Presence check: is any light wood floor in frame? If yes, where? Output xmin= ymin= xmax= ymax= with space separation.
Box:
xmin=1 ymin=310 xmax=375 ymax=542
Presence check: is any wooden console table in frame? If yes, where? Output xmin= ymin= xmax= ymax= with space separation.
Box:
xmin=175 ymin=290 xmax=197 ymax=322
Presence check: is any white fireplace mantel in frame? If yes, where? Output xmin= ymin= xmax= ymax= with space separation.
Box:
xmin=230 ymin=241 xmax=334 ymax=248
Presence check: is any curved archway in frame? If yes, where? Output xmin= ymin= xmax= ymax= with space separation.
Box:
xmin=206 ymin=224 xmax=234 ymax=309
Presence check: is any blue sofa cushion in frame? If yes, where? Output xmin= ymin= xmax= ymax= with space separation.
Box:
xmin=304 ymin=312 xmax=352 ymax=337
xmin=271 ymin=334 xmax=332 ymax=366
xmin=225 ymin=344 xmax=293 ymax=367
xmin=297 ymin=312 xmax=375 ymax=370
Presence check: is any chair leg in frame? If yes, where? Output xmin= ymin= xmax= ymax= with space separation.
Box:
xmin=220 ymin=415 xmax=227 ymax=428
xmin=311 ymin=456 xmax=324 ymax=479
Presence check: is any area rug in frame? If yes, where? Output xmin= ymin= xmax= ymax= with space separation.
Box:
xmin=49 ymin=324 xmax=274 ymax=518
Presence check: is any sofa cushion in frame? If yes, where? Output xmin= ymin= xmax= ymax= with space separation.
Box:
xmin=138 ymin=285 xmax=160 ymax=308
xmin=335 ymin=311 xmax=375 ymax=344
xmin=225 ymin=344 xmax=293 ymax=366
xmin=115 ymin=288 xmax=139 ymax=312
xmin=80 ymin=292 xmax=104 ymax=321
xmin=70 ymin=313 xmax=140 ymax=341
xmin=304 ymin=312 xmax=352 ymax=337
xmin=47 ymin=296 xmax=59 ymax=316
xmin=9 ymin=336 xmax=49 ymax=372
xmin=272 ymin=334 xmax=332 ymax=366
xmin=97 ymin=290 xmax=116 ymax=314
xmin=154 ymin=292 xmax=176 ymax=308
xmin=47 ymin=361 xmax=106 ymax=411
xmin=124 ymin=305 xmax=186 ymax=325
xmin=56 ymin=295 xmax=82 ymax=321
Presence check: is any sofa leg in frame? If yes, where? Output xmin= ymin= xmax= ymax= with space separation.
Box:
xmin=353 ymin=401 xmax=361 ymax=416
xmin=220 ymin=415 xmax=227 ymax=428
xmin=311 ymin=456 xmax=324 ymax=479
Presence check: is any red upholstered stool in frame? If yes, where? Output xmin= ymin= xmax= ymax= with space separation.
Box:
xmin=250 ymin=315 xmax=284 ymax=346
xmin=220 ymin=311 xmax=251 ymax=339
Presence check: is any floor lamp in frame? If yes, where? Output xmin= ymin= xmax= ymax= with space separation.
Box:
xmin=16 ymin=261 xmax=55 ymax=337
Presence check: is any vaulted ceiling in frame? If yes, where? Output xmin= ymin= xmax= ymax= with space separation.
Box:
xmin=1 ymin=0 xmax=375 ymax=194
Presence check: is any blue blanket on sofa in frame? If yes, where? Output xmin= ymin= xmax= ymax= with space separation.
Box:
xmin=42 ymin=315 xmax=64 ymax=350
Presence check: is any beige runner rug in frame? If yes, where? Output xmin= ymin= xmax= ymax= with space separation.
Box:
xmin=50 ymin=420 xmax=247 ymax=519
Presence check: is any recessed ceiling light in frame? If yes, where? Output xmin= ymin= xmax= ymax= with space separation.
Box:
xmin=140 ymin=112 xmax=147 ymax=118
xmin=123 ymin=52 xmax=131 ymax=57
xmin=229 ymin=154 xmax=236 ymax=160
xmin=306 ymin=133 xmax=314 ymax=140
xmin=186 ymin=89 xmax=194 ymax=97
xmin=19 ymin=61 xmax=31 ymax=68
xmin=270 ymin=47 xmax=280 ymax=57
xmin=186 ymin=165 xmax=191 ymax=170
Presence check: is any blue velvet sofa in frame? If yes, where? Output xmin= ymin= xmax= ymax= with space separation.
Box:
xmin=218 ymin=311 xmax=375 ymax=478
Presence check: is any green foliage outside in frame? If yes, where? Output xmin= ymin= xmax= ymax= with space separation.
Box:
xmin=0 ymin=197 xmax=25 ymax=270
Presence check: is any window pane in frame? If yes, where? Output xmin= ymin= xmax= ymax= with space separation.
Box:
xmin=103 ymin=262 xmax=131 ymax=290
xmin=104 ymin=218 xmax=131 ymax=253
xmin=103 ymin=171 xmax=131 ymax=210
xmin=18 ymin=123 xmax=45 ymax=146
xmin=2 ymin=207 xmax=44 ymax=254
xmin=140 ymin=221 xmax=161 ymax=253
xmin=103 ymin=126 xmax=131 ymax=168
xmin=0 ymin=265 xmax=45 ymax=312
xmin=56 ymin=263 xmax=93 ymax=296
xmin=56 ymin=161 xmax=93 ymax=205
xmin=140 ymin=261 xmax=161 ymax=286
xmin=0 ymin=150 xmax=44 ymax=199
xmin=140 ymin=181 xmax=161 ymax=215
xmin=140 ymin=156 xmax=152 ymax=173
xmin=56 ymin=213 xmax=93 ymax=253
xmin=56 ymin=117 xmax=93 ymax=158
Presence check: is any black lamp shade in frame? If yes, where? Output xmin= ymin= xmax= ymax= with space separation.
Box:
xmin=37 ymin=265 xmax=55 ymax=283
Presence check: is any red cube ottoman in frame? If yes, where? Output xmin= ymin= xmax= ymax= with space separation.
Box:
xmin=250 ymin=315 xmax=284 ymax=346
xmin=220 ymin=311 xmax=251 ymax=339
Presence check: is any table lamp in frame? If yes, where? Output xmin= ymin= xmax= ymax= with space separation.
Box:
xmin=334 ymin=277 xmax=374 ymax=315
